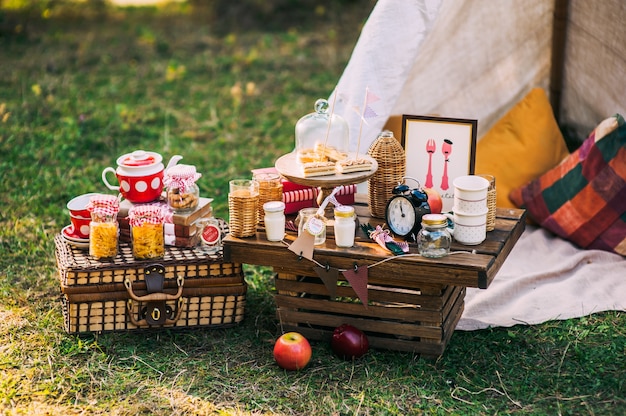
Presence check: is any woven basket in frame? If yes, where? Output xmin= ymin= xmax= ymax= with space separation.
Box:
xmin=254 ymin=173 xmax=283 ymax=226
xmin=228 ymin=193 xmax=259 ymax=237
xmin=367 ymin=130 xmax=406 ymax=218
xmin=54 ymin=219 xmax=247 ymax=334
xmin=479 ymin=175 xmax=497 ymax=231
xmin=61 ymin=285 xmax=246 ymax=334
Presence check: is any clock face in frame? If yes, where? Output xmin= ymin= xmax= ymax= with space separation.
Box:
xmin=386 ymin=196 xmax=416 ymax=237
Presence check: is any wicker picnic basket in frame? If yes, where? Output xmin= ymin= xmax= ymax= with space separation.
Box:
xmin=54 ymin=220 xmax=247 ymax=334
xmin=367 ymin=130 xmax=406 ymax=218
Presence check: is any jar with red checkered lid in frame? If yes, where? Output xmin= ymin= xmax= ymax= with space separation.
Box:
xmin=87 ymin=194 xmax=120 ymax=260
xmin=128 ymin=204 xmax=165 ymax=260
xmin=164 ymin=164 xmax=201 ymax=213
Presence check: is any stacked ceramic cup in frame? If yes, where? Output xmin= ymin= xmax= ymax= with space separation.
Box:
xmin=449 ymin=175 xmax=490 ymax=245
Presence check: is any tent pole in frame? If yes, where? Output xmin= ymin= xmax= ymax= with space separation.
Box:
xmin=550 ymin=0 xmax=569 ymax=124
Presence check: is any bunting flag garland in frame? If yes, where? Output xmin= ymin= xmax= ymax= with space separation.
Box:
xmin=287 ymin=231 xmax=316 ymax=261
xmin=342 ymin=265 xmax=370 ymax=307
xmin=314 ymin=265 xmax=339 ymax=299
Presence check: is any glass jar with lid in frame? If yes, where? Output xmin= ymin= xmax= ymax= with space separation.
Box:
xmin=87 ymin=194 xmax=120 ymax=260
xmin=417 ymin=214 xmax=452 ymax=258
xmin=164 ymin=164 xmax=201 ymax=213
xmin=295 ymin=98 xmax=349 ymax=163
xmin=128 ymin=205 xmax=165 ymax=260
xmin=333 ymin=205 xmax=356 ymax=248
xmin=297 ymin=207 xmax=327 ymax=245
xmin=263 ymin=201 xmax=286 ymax=242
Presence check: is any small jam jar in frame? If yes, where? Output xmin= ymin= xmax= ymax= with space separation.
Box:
xmin=128 ymin=205 xmax=165 ymax=260
xmin=417 ymin=213 xmax=452 ymax=258
xmin=197 ymin=217 xmax=222 ymax=254
xmin=263 ymin=201 xmax=286 ymax=242
xmin=297 ymin=207 xmax=326 ymax=246
xmin=164 ymin=164 xmax=201 ymax=213
xmin=333 ymin=205 xmax=356 ymax=248
xmin=87 ymin=194 xmax=120 ymax=260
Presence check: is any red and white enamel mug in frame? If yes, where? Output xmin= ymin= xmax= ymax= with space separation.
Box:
xmin=102 ymin=150 xmax=183 ymax=203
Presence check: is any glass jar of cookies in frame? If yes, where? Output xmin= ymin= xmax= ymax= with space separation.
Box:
xmin=164 ymin=164 xmax=201 ymax=213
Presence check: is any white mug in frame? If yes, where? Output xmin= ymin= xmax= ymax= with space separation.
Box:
xmin=453 ymin=175 xmax=489 ymax=215
xmin=444 ymin=209 xmax=488 ymax=245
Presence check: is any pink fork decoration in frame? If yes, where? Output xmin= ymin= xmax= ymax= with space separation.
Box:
xmin=441 ymin=139 xmax=453 ymax=190
xmin=425 ymin=138 xmax=436 ymax=188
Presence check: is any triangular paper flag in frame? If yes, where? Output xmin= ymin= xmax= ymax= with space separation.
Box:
xmin=288 ymin=231 xmax=315 ymax=261
xmin=365 ymin=89 xmax=380 ymax=104
xmin=342 ymin=265 xmax=369 ymax=307
xmin=362 ymin=105 xmax=378 ymax=119
xmin=314 ymin=265 xmax=339 ymax=299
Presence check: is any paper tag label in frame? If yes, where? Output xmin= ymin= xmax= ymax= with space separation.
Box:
xmin=304 ymin=216 xmax=325 ymax=236
xmin=201 ymin=224 xmax=221 ymax=245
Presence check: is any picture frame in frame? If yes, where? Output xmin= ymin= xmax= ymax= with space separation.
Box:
xmin=401 ymin=115 xmax=478 ymax=213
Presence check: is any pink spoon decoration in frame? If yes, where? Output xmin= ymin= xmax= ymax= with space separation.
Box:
xmin=441 ymin=139 xmax=453 ymax=190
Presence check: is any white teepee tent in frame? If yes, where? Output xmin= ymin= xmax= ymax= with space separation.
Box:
xmin=332 ymin=0 xmax=625 ymax=151
xmin=330 ymin=0 xmax=626 ymax=330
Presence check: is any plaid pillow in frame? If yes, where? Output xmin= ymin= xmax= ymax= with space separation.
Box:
xmin=509 ymin=114 xmax=626 ymax=256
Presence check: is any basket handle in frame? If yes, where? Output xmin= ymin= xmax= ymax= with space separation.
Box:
xmin=124 ymin=274 xmax=185 ymax=302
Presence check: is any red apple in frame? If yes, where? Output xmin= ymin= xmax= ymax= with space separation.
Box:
xmin=331 ymin=324 xmax=369 ymax=360
xmin=424 ymin=187 xmax=443 ymax=214
xmin=273 ymin=332 xmax=312 ymax=371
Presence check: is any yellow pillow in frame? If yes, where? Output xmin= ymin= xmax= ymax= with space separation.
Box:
xmin=475 ymin=88 xmax=570 ymax=208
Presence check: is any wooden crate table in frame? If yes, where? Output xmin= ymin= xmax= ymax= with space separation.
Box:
xmin=223 ymin=204 xmax=525 ymax=358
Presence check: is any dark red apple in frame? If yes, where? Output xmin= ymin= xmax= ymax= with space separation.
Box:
xmin=273 ymin=332 xmax=312 ymax=371
xmin=331 ymin=324 xmax=369 ymax=360
xmin=424 ymin=187 xmax=443 ymax=214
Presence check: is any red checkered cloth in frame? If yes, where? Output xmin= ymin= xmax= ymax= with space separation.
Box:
xmin=510 ymin=114 xmax=626 ymax=256
xmin=86 ymin=194 xmax=119 ymax=216
xmin=127 ymin=204 xmax=165 ymax=227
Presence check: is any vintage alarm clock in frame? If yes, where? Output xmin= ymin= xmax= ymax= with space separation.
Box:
xmin=384 ymin=181 xmax=431 ymax=239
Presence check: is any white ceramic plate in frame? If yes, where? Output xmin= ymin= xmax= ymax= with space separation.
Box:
xmin=62 ymin=225 xmax=89 ymax=243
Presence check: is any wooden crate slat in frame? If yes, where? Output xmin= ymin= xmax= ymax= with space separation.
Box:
xmin=277 ymin=308 xmax=445 ymax=339
xmin=275 ymin=294 xmax=446 ymax=323
xmin=275 ymin=278 xmax=451 ymax=310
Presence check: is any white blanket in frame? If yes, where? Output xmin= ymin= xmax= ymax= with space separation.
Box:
xmin=456 ymin=226 xmax=626 ymax=330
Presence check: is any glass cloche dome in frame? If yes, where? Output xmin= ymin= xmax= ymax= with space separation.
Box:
xmin=295 ymin=98 xmax=349 ymax=163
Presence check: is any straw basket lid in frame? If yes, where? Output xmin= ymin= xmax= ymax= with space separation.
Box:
xmin=367 ymin=130 xmax=406 ymax=164
xmin=367 ymin=130 xmax=406 ymax=218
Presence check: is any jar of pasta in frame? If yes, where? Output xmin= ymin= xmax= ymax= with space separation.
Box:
xmin=164 ymin=164 xmax=201 ymax=213
xmin=87 ymin=194 xmax=120 ymax=260
xmin=128 ymin=205 xmax=165 ymax=260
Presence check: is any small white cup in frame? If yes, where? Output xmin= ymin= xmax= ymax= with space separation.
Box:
xmin=453 ymin=175 xmax=489 ymax=214
xmin=445 ymin=209 xmax=488 ymax=245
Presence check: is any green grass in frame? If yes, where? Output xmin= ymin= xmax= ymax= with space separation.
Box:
xmin=1 ymin=2 xmax=625 ymax=415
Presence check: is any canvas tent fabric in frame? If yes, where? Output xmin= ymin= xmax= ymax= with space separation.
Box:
xmin=331 ymin=0 xmax=626 ymax=330
xmin=332 ymin=0 xmax=626 ymax=150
